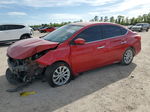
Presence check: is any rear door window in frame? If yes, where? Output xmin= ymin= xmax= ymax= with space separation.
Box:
xmin=102 ymin=25 xmax=127 ymax=39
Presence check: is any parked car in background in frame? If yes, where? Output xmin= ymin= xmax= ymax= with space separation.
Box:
xmin=127 ymin=25 xmax=133 ymax=29
xmin=0 ymin=24 xmax=32 ymax=44
xmin=130 ymin=23 xmax=149 ymax=32
xmin=6 ymin=22 xmax=141 ymax=87
xmin=37 ymin=26 xmax=46 ymax=31
xmin=31 ymin=27 xmax=39 ymax=31
xmin=39 ymin=27 xmax=55 ymax=33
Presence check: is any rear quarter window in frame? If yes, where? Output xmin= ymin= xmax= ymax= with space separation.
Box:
xmin=120 ymin=27 xmax=128 ymax=35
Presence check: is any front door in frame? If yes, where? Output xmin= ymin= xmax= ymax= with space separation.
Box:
xmin=70 ymin=25 xmax=109 ymax=73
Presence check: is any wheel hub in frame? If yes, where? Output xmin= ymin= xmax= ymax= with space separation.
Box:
xmin=52 ymin=66 xmax=70 ymax=86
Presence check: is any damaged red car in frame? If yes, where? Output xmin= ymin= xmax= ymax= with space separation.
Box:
xmin=6 ymin=22 xmax=141 ymax=87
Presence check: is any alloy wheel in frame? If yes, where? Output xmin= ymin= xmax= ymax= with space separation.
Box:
xmin=52 ymin=66 xmax=71 ymax=86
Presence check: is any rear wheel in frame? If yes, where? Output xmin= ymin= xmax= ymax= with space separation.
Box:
xmin=139 ymin=28 xmax=143 ymax=32
xmin=146 ymin=28 xmax=149 ymax=32
xmin=121 ymin=48 xmax=134 ymax=65
xmin=6 ymin=68 xmax=20 ymax=85
xmin=45 ymin=62 xmax=71 ymax=87
xmin=20 ymin=34 xmax=30 ymax=39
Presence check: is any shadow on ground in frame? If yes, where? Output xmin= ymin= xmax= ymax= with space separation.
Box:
xmin=0 ymin=63 xmax=136 ymax=112
xmin=0 ymin=43 xmax=11 ymax=47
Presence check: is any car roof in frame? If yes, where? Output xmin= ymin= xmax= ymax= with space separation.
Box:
xmin=70 ymin=22 xmax=123 ymax=27
xmin=0 ymin=24 xmax=26 ymax=26
xmin=136 ymin=23 xmax=149 ymax=24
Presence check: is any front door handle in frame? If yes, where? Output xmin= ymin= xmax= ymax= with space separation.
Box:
xmin=121 ymin=41 xmax=127 ymax=44
xmin=97 ymin=46 xmax=105 ymax=49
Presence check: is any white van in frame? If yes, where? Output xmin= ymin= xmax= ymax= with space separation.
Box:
xmin=0 ymin=24 xmax=33 ymax=43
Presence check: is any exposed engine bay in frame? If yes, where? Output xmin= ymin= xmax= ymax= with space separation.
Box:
xmin=7 ymin=56 xmax=44 ymax=83
xmin=5 ymin=38 xmax=60 ymax=92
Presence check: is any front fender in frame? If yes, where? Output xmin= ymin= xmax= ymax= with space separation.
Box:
xmin=35 ymin=44 xmax=71 ymax=67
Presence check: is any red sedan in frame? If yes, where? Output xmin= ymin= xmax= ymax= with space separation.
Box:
xmin=6 ymin=22 xmax=141 ymax=87
xmin=39 ymin=27 xmax=55 ymax=33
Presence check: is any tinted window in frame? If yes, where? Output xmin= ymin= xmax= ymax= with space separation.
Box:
xmin=120 ymin=27 xmax=127 ymax=35
xmin=75 ymin=25 xmax=102 ymax=42
xmin=0 ymin=25 xmax=25 ymax=31
xmin=102 ymin=25 xmax=127 ymax=39
xmin=0 ymin=25 xmax=5 ymax=31
xmin=14 ymin=25 xmax=25 ymax=29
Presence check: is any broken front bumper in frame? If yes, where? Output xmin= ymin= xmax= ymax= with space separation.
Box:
xmin=7 ymin=57 xmax=43 ymax=75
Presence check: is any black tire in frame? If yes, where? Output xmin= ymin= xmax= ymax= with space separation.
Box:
xmin=146 ymin=28 xmax=149 ymax=32
xmin=40 ymin=31 xmax=44 ymax=33
xmin=45 ymin=62 xmax=72 ymax=87
xmin=6 ymin=68 xmax=20 ymax=85
xmin=121 ymin=48 xmax=134 ymax=65
xmin=20 ymin=34 xmax=30 ymax=39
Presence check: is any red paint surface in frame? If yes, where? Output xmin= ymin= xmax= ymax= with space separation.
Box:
xmin=7 ymin=22 xmax=141 ymax=75
xmin=7 ymin=38 xmax=58 ymax=59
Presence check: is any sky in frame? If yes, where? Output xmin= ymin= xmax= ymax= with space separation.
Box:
xmin=0 ymin=0 xmax=150 ymax=25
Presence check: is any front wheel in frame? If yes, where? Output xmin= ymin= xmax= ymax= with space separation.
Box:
xmin=121 ymin=48 xmax=134 ymax=65
xmin=45 ymin=62 xmax=71 ymax=87
xmin=5 ymin=68 xmax=20 ymax=85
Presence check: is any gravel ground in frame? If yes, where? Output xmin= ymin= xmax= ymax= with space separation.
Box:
xmin=0 ymin=31 xmax=150 ymax=112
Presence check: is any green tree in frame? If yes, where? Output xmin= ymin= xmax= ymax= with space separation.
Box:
xmin=117 ymin=15 xmax=124 ymax=24
xmin=94 ymin=16 xmax=99 ymax=21
xmin=130 ymin=17 xmax=136 ymax=25
xmin=143 ymin=14 xmax=148 ymax=22
xmin=110 ymin=16 xmax=115 ymax=23
xmin=100 ymin=17 xmax=103 ymax=22
xmin=104 ymin=16 xmax=108 ymax=22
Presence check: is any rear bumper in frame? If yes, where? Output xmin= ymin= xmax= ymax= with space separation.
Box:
xmin=134 ymin=41 xmax=141 ymax=56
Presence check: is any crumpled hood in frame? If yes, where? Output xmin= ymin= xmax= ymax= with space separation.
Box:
xmin=7 ymin=38 xmax=59 ymax=59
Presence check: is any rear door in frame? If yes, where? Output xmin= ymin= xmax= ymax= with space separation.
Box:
xmin=0 ymin=25 xmax=16 ymax=41
xmin=102 ymin=25 xmax=128 ymax=62
xmin=7 ymin=25 xmax=26 ymax=40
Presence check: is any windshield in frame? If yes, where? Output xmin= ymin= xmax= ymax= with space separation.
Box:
xmin=43 ymin=24 xmax=83 ymax=42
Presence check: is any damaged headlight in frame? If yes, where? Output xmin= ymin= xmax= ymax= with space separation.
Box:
xmin=31 ymin=49 xmax=50 ymax=60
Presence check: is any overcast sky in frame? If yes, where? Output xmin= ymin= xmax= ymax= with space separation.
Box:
xmin=0 ymin=0 xmax=150 ymax=25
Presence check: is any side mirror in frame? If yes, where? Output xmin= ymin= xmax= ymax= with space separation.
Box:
xmin=74 ymin=38 xmax=85 ymax=45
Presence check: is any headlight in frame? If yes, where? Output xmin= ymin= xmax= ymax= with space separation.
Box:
xmin=31 ymin=49 xmax=50 ymax=60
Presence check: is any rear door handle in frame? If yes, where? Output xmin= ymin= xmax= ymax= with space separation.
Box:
xmin=97 ymin=46 xmax=105 ymax=49
xmin=121 ymin=41 xmax=127 ymax=44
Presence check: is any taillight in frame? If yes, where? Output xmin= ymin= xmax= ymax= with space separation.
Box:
xmin=135 ymin=36 xmax=141 ymax=41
